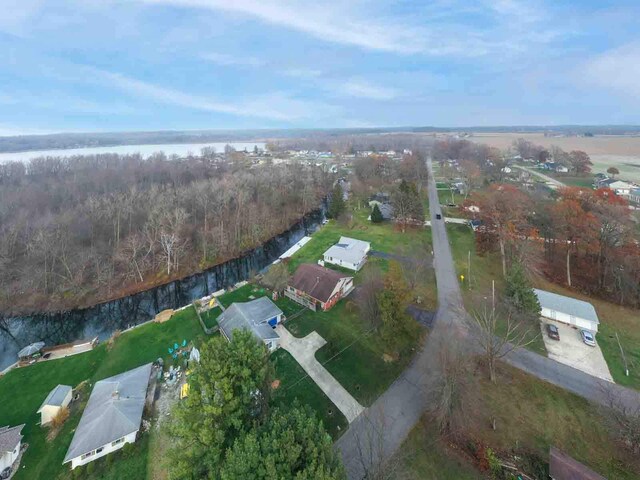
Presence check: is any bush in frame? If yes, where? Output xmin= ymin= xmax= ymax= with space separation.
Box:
xmin=72 ymin=465 xmax=85 ymax=479
xmin=85 ymin=461 xmax=95 ymax=476
xmin=121 ymin=441 xmax=135 ymax=459
xmin=51 ymin=406 xmax=70 ymax=429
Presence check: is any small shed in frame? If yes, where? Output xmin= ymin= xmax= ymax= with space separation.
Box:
xmin=534 ymin=289 xmax=600 ymax=333
xmin=37 ymin=384 xmax=73 ymax=425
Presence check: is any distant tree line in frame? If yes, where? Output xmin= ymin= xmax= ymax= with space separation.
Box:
xmin=0 ymin=153 xmax=329 ymax=313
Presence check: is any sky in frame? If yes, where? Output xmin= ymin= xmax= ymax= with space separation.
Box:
xmin=1 ymin=0 xmax=639 ymax=135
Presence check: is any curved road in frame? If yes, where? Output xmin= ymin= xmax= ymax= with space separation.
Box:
xmin=336 ymin=156 xmax=640 ymax=479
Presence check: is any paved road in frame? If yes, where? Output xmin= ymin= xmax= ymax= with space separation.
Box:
xmin=336 ymin=156 xmax=640 ymax=479
xmin=513 ymin=165 xmax=566 ymax=189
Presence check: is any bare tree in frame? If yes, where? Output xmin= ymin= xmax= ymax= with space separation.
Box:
xmin=471 ymin=297 xmax=538 ymax=383
xmin=356 ymin=266 xmax=384 ymax=330
xmin=601 ymin=387 xmax=640 ymax=455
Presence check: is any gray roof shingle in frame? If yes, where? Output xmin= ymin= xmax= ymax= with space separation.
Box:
xmin=0 ymin=424 xmax=24 ymax=454
xmin=323 ymin=236 xmax=370 ymax=265
xmin=534 ymin=289 xmax=599 ymax=324
xmin=289 ymin=264 xmax=351 ymax=303
xmin=38 ymin=384 xmax=72 ymax=412
xmin=218 ymin=297 xmax=282 ymax=342
xmin=63 ymin=363 xmax=152 ymax=463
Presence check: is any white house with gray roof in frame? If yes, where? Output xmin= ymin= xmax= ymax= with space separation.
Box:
xmin=534 ymin=289 xmax=600 ymax=333
xmin=38 ymin=384 xmax=72 ymax=425
xmin=218 ymin=297 xmax=283 ymax=352
xmin=0 ymin=424 xmax=24 ymax=476
xmin=323 ymin=236 xmax=371 ymax=271
xmin=63 ymin=363 xmax=152 ymax=469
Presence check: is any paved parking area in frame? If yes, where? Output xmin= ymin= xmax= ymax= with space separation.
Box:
xmin=275 ymin=324 xmax=364 ymax=423
xmin=540 ymin=319 xmax=614 ymax=382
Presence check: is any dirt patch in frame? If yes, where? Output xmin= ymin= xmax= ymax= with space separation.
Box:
xmin=271 ymin=379 xmax=281 ymax=390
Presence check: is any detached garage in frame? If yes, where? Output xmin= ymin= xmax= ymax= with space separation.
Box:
xmin=534 ymin=289 xmax=600 ymax=333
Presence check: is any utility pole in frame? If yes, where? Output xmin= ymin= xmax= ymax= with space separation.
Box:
xmin=616 ymin=332 xmax=630 ymax=376
xmin=492 ymin=279 xmax=495 ymax=314
xmin=467 ymin=250 xmax=471 ymax=290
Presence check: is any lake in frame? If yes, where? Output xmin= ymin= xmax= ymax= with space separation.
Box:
xmin=0 ymin=141 xmax=266 ymax=163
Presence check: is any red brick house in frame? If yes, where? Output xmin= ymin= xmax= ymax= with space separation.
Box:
xmin=286 ymin=264 xmax=353 ymax=312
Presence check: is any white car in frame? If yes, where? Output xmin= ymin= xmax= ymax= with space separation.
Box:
xmin=580 ymin=330 xmax=596 ymax=347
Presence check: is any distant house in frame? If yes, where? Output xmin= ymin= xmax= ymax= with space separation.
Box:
xmin=218 ymin=297 xmax=283 ymax=352
xmin=38 ymin=384 xmax=72 ymax=425
xmin=555 ymin=165 xmax=569 ymax=173
xmin=534 ymin=289 xmax=600 ymax=333
xmin=0 ymin=424 xmax=24 ymax=477
xmin=608 ymin=180 xmax=634 ymax=196
xmin=501 ymin=166 xmax=512 ymax=174
xmin=367 ymin=203 xmax=393 ymax=221
xmin=549 ymin=446 xmax=605 ymax=480
xmin=628 ymin=187 xmax=640 ymax=204
xmin=286 ymin=264 xmax=353 ymax=312
xmin=323 ymin=236 xmax=371 ymax=271
xmin=63 ymin=363 xmax=152 ymax=469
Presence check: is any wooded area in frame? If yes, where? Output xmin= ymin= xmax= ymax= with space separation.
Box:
xmin=0 ymin=154 xmax=329 ymax=313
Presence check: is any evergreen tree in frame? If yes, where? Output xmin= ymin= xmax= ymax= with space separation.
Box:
xmin=327 ymin=184 xmax=345 ymax=219
xmin=371 ymin=204 xmax=384 ymax=223
xmin=168 ymin=331 xmax=272 ymax=479
xmin=505 ymin=262 xmax=541 ymax=316
xmin=219 ymin=405 xmax=345 ymax=479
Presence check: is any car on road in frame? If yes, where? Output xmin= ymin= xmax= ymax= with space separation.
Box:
xmin=580 ymin=329 xmax=596 ymax=347
xmin=436 ymin=213 xmax=442 ymax=220
xmin=546 ymin=323 xmax=560 ymax=341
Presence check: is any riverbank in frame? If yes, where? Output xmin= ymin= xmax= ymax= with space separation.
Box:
xmin=0 ymin=208 xmax=323 ymax=370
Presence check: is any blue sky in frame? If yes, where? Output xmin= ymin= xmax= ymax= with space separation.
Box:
xmin=1 ymin=0 xmax=639 ymax=135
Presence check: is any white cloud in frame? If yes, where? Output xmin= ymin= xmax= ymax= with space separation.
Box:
xmin=94 ymin=69 xmax=340 ymax=121
xmin=583 ymin=43 xmax=640 ymax=98
xmin=338 ymin=79 xmax=398 ymax=100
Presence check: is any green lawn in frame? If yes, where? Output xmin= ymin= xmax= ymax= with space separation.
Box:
xmin=0 ymin=307 xmax=204 ymax=480
xmin=217 ymin=283 xmax=266 ymax=307
xmin=547 ymin=172 xmax=594 ymax=188
xmin=446 ymin=224 xmax=547 ymax=355
xmin=287 ymin=206 xmax=431 ymax=273
xmin=270 ymin=349 xmax=348 ymax=439
xmin=201 ymin=306 xmax=222 ymax=329
xmin=285 ymin=300 xmax=423 ymax=406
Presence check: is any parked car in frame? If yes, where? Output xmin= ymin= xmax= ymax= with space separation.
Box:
xmin=546 ymin=324 xmax=560 ymax=341
xmin=580 ymin=329 xmax=596 ymax=347
xmin=436 ymin=213 xmax=442 ymax=220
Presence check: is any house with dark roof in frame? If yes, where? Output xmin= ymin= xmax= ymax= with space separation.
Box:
xmin=63 ymin=363 xmax=152 ymax=469
xmin=218 ymin=297 xmax=283 ymax=352
xmin=286 ymin=264 xmax=353 ymax=312
xmin=38 ymin=384 xmax=72 ymax=425
xmin=549 ymin=447 xmax=606 ymax=480
xmin=534 ymin=289 xmax=600 ymax=333
xmin=0 ymin=424 xmax=24 ymax=477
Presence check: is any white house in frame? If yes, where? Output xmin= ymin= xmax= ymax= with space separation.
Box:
xmin=555 ymin=165 xmax=569 ymax=173
xmin=534 ymin=289 xmax=600 ymax=333
xmin=608 ymin=180 xmax=634 ymax=196
xmin=218 ymin=297 xmax=283 ymax=352
xmin=323 ymin=236 xmax=371 ymax=271
xmin=38 ymin=384 xmax=73 ymax=425
xmin=63 ymin=363 xmax=152 ymax=469
xmin=0 ymin=424 xmax=24 ymax=476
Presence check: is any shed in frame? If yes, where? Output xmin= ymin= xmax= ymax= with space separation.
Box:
xmin=37 ymin=384 xmax=73 ymax=425
xmin=534 ymin=289 xmax=600 ymax=333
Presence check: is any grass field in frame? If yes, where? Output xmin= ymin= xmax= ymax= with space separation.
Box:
xmin=446 ymin=224 xmax=547 ymax=355
xmin=271 ymin=349 xmax=348 ymax=438
xmin=201 ymin=306 xmax=222 ymax=329
xmin=547 ymin=172 xmax=595 ymax=188
xmin=399 ymin=363 xmax=640 ymax=479
xmin=0 ymin=307 xmax=204 ymax=480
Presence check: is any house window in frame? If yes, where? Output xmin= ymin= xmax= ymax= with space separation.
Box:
xmin=96 ymin=447 xmax=104 ymax=454
xmin=111 ymin=437 xmax=125 ymax=447
xmin=81 ymin=451 xmax=94 ymax=460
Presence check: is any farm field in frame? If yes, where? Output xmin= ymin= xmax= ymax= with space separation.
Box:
xmin=467 ymin=132 xmax=640 ymax=182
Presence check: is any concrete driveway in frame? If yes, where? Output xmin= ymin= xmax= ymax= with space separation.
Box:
xmin=540 ymin=320 xmax=613 ymax=382
xmin=275 ymin=324 xmax=364 ymax=423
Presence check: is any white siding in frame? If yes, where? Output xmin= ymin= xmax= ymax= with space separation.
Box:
xmin=70 ymin=431 xmax=137 ymax=469
xmin=0 ymin=441 xmax=20 ymax=472
xmin=541 ymin=307 xmax=598 ymax=332
xmin=41 ymin=389 xmax=72 ymax=425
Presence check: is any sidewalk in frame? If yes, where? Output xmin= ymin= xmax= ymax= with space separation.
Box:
xmin=275 ymin=324 xmax=364 ymax=423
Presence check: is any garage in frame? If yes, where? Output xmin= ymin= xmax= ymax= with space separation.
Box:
xmin=534 ymin=289 xmax=600 ymax=333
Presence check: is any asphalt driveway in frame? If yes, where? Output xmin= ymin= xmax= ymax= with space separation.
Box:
xmin=540 ymin=320 xmax=614 ymax=382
